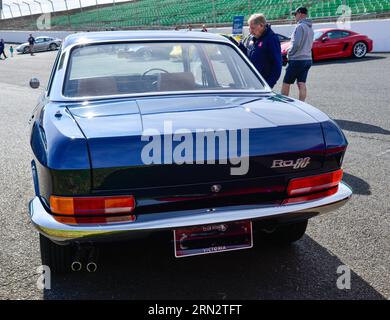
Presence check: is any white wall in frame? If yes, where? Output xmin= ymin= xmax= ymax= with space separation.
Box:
xmin=0 ymin=30 xmax=73 ymax=43
xmin=210 ymin=18 xmax=390 ymax=52
xmin=1 ymin=18 xmax=390 ymax=52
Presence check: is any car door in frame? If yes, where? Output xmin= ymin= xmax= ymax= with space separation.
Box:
xmin=320 ymin=31 xmax=348 ymax=59
xmin=34 ymin=38 xmax=45 ymax=51
xmin=43 ymin=38 xmax=52 ymax=51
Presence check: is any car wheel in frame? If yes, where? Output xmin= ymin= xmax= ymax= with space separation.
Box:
xmin=23 ymin=47 xmax=29 ymax=54
xmin=39 ymin=234 xmax=74 ymax=274
xmin=49 ymin=43 xmax=57 ymax=51
xmin=255 ymin=220 xmax=308 ymax=245
xmin=352 ymin=42 xmax=367 ymax=59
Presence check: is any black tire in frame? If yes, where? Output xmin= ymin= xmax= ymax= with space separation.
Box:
xmin=49 ymin=43 xmax=57 ymax=51
xmin=255 ymin=220 xmax=308 ymax=245
xmin=23 ymin=47 xmax=29 ymax=54
xmin=39 ymin=234 xmax=74 ymax=274
xmin=352 ymin=41 xmax=367 ymax=59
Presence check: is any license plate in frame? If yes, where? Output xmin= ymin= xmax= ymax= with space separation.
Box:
xmin=174 ymin=220 xmax=253 ymax=258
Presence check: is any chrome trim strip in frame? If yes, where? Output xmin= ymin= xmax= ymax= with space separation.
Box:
xmin=29 ymin=182 xmax=352 ymax=243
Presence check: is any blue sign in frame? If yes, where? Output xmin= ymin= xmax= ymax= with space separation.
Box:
xmin=232 ymin=16 xmax=244 ymax=35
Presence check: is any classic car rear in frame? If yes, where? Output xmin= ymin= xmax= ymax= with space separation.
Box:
xmin=28 ymin=31 xmax=352 ymax=273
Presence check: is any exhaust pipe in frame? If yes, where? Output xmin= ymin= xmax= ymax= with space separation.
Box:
xmin=86 ymin=261 xmax=98 ymax=273
xmin=86 ymin=247 xmax=99 ymax=273
xmin=70 ymin=245 xmax=87 ymax=272
xmin=71 ymin=261 xmax=82 ymax=272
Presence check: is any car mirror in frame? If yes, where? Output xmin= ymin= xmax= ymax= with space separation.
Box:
xmin=322 ymin=37 xmax=329 ymax=43
xmin=30 ymin=78 xmax=40 ymax=89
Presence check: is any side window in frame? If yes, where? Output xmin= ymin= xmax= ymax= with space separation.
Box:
xmin=46 ymin=49 xmax=62 ymax=96
xmin=208 ymin=45 xmax=235 ymax=88
xmin=327 ymin=31 xmax=349 ymax=40
xmin=188 ymin=45 xmax=204 ymax=86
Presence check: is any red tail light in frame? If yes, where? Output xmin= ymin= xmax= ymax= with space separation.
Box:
xmin=287 ymin=169 xmax=343 ymax=196
xmin=50 ymin=195 xmax=136 ymax=221
xmin=283 ymin=186 xmax=339 ymax=205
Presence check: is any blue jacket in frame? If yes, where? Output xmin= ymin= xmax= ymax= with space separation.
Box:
xmin=239 ymin=25 xmax=282 ymax=88
xmin=0 ymin=41 xmax=4 ymax=51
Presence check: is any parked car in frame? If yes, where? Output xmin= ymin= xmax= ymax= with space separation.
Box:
xmin=281 ymin=28 xmax=373 ymax=64
xmin=16 ymin=36 xmax=62 ymax=54
xmin=28 ymin=31 xmax=352 ymax=273
xmin=276 ymin=33 xmax=291 ymax=43
xmin=117 ymin=44 xmax=173 ymax=60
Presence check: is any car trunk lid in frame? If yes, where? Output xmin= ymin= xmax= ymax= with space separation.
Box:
xmin=67 ymin=95 xmax=326 ymax=196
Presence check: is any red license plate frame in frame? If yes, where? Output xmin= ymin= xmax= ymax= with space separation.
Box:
xmin=174 ymin=220 xmax=253 ymax=258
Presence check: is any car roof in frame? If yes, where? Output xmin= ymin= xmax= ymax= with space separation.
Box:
xmin=62 ymin=30 xmax=229 ymax=49
xmin=315 ymin=28 xmax=353 ymax=33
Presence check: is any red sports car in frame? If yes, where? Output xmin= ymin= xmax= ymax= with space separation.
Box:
xmin=281 ymin=28 xmax=373 ymax=64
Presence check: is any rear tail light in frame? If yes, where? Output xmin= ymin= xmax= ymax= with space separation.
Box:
xmin=50 ymin=195 xmax=136 ymax=224
xmin=283 ymin=186 xmax=339 ymax=205
xmin=287 ymin=169 xmax=343 ymax=196
xmin=53 ymin=215 xmax=136 ymax=225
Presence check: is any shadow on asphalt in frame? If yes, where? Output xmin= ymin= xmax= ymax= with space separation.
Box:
xmin=335 ymin=119 xmax=390 ymax=136
xmin=342 ymin=172 xmax=371 ymax=196
xmin=312 ymin=55 xmax=387 ymax=66
xmin=44 ymin=233 xmax=385 ymax=300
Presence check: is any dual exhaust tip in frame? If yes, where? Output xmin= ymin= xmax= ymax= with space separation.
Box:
xmin=71 ymin=246 xmax=98 ymax=272
xmin=70 ymin=261 xmax=97 ymax=272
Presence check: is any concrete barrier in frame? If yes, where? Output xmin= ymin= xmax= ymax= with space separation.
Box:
xmin=0 ymin=30 xmax=74 ymax=44
xmin=211 ymin=18 xmax=390 ymax=53
xmin=1 ymin=18 xmax=389 ymax=52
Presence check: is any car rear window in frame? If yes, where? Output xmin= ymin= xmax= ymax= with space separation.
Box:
xmin=63 ymin=42 xmax=264 ymax=97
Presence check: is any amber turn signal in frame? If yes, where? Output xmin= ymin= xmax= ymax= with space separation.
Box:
xmin=50 ymin=195 xmax=136 ymax=216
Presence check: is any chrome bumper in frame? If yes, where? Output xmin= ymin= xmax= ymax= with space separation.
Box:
xmin=29 ymin=182 xmax=352 ymax=243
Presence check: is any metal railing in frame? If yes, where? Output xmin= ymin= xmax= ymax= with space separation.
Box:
xmin=0 ymin=0 xmax=126 ymax=19
xmin=0 ymin=0 xmax=388 ymax=31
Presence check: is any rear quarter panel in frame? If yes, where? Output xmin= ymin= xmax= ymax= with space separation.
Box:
xmin=30 ymin=101 xmax=92 ymax=204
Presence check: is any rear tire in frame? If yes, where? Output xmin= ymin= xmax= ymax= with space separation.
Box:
xmin=256 ymin=220 xmax=308 ymax=245
xmin=352 ymin=42 xmax=367 ymax=59
xmin=49 ymin=43 xmax=57 ymax=51
xmin=39 ymin=234 xmax=74 ymax=274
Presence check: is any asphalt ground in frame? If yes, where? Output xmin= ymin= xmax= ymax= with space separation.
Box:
xmin=0 ymin=45 xmax=389 ymax=300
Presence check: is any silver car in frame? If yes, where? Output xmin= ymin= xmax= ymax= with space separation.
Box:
xmin=16 ymin=36 xmax=62 ymax=54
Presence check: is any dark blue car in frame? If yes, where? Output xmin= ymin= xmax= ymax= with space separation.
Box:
xmin=28 ymin=31 xmax=352 ymax=273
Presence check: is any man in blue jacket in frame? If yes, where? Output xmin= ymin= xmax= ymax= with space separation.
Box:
xmin=238 ymin=14 xmax=282 ymax=89
xmin=0 ymin=39 xmax=7 ymax=60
